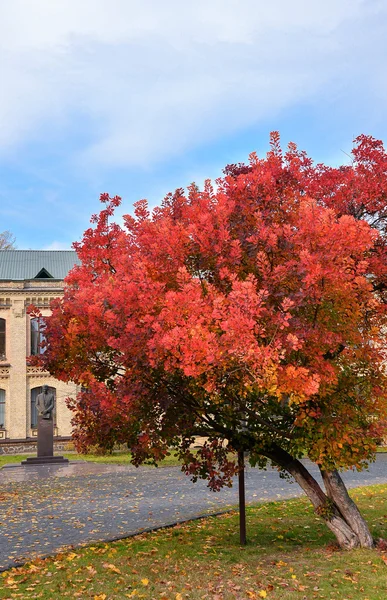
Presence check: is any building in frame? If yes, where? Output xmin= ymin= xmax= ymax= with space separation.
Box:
xmin=0 ymin=250 xmax=80 ymax=447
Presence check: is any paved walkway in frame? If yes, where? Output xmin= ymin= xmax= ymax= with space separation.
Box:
xmin=1 ymin=455 xmax=387 ymax=571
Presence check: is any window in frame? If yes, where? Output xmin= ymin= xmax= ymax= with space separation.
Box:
xmin=34 ymin=268 xmax=53 ymax=279
xmin=0 ymin=319 xmax=5 ymax=360
xmin=31 ymin=386 xmax=56 ymax=428
xmin=0 ymin=389 xmax=5 ymax=429
xmin=30 ymin=317 xmax=46 ymax=355
xmin=30 ymin=387 xmax=39 ymax=428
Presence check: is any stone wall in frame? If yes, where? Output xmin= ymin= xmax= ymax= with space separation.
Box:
xmin=0 ymin=438 xmax=73 ymax=455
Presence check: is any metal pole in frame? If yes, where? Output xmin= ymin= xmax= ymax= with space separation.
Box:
xmin=238 ymin=449 xmax=247 ymax=545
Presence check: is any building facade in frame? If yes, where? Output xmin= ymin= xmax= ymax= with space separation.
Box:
xmin=0 ymin=250 xmax=79 ymax=444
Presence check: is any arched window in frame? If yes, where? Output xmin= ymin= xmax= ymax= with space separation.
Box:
xmin=31 ymin=386 xmax=56 ymax=428
xmin=0 ymin=319 xmax=5 ymax=360
xmin=30 ymin=317 xmax=46 ymax=355
xmin=0 ymin=389 xmax=5 ymax=429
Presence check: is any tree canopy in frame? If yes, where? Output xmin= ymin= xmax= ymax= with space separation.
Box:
xmin=34 ymin=133 xmax=387 ymax=549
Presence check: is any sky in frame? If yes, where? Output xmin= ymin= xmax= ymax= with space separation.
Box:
xmin=1 ymin=0 xmax=387 ymax=249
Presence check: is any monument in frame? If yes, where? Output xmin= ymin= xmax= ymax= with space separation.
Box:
xmin=22 ymin=385 xmax=69 ymax=465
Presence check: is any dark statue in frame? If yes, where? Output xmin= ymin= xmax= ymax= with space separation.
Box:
xmin=36 ymin=385 xmax=54 ymax=420
xmin=22 ymin=384 xmax=68 ymax=465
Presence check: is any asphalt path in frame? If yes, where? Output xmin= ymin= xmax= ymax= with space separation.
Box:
xmin=1 ymin=454 xmax=387 ymax=571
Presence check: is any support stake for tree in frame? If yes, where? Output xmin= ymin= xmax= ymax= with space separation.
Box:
xmin=238 ymin=449 xmax=246 ymax=545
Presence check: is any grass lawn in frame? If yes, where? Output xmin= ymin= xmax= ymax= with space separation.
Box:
xmin=0 ymin=451 xmax=182 ymax=469
xmin=1 ymin=447 xmax=386 ymax=469
xmin=0 ymin=484 xmax=386 ymax=599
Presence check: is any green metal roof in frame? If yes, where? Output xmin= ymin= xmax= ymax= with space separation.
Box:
xmin=0 ymin=250 xmax=80 ymax=280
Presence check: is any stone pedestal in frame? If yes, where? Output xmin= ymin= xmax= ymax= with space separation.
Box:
xmin=22 ymin=416 xmax=69 ymax=466
xmin=38 ymin=417 xmax=54 ymax=457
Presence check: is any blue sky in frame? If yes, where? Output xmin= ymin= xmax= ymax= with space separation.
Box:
xmin=1 ymin=0 xmax=387 ymax=249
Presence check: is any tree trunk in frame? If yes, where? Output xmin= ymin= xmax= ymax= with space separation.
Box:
xmin=320 ymin=468 xmax=374 ymax=548
xmin=264 ymin=445 xmax=374 ymax=549
xmin=238 ymin=450 xmax=247 ymax=545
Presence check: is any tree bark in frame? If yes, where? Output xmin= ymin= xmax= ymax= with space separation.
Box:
xmin=320 ymin=468 xmax=374 ymax=548
xmin=264 ymin=445 xmax=373 ymax=549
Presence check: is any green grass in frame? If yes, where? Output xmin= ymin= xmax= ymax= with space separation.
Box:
xmin=0 ymin=454 xmax=31 ymax=467
xmin=1 ymin=445 xmax=384 ymax=470
xmin=1 ymin=484 xmax=386 ymax=599
xmin=0 ymin=451 xmax=183 ymax=469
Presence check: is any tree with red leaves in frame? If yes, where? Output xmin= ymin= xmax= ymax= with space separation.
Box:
xmin=35 ymin=133 xmax=387 ymax=549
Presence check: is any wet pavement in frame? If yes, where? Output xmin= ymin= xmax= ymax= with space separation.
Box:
xmin=0 ymin=461 xmax=133 ymax=483
xmin=1 ymin=455 xmax=387 ymax=571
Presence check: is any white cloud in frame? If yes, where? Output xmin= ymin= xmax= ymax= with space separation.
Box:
xmin=0 ymin=0 xmax=386 ymax=167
